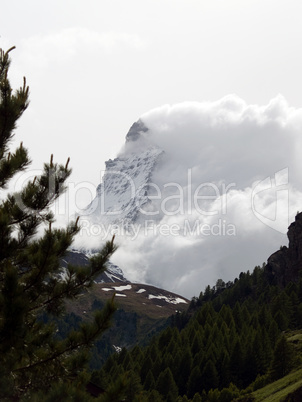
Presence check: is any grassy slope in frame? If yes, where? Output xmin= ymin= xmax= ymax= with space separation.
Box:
xmin=249 ymin=330 xmax=302 ymax=401
xmin=252 ymin=369 xmax=302 ymax=401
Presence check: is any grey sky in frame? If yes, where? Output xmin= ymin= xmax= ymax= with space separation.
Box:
xmin=2 ymin=0 xmax=302 ymax=188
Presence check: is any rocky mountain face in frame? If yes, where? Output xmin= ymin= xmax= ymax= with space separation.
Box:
xmin=81 ymin=120 xmax=164 ymax=227
xmin=265 ymin=212 xmax=302 ymax=285
xmin=61 ymin=250 xmax=127 ymax=283
xmin=76 ymin=120 xmax=166 ymax=290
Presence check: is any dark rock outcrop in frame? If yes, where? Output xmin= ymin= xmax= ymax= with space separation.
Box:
xmin=125 ymin=119 xmax=148 ymax=142
xmin=265 ymin=213 xmax=302 ymax=286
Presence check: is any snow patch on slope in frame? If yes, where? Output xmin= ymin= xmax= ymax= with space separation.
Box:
xmin=148 ymin=294 xmax=188 ymax=305
xmin=113 ymin=284 xmax=132 ymax=291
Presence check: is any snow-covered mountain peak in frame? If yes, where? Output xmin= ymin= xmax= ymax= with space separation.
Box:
xmin=81 ymin=124 xmax=164 ymax=226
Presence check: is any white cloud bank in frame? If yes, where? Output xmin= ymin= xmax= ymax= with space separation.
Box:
xmin=76 ymin=95 xmax=302 ymax=298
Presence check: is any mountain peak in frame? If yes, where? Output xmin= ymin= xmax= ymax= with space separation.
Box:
xmin=125 ymin=119 xmax=148 ymax=142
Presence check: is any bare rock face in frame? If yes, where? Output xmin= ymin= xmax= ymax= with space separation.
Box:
xmin=125 ymin=119 xmax=148 ymax=142
xmin=287 ymin=212 xmax=302 ymax=274
xmin=265 ymin=213 xmax=302 ymax=285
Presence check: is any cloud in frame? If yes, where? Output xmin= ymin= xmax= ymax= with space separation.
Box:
xmin=76 ymin=95 xmax=302 ymax=298
xmin=18 ymin=27 xmax=146 ymax=69
xmin=2 ymin=27 xmax=149 ymax=202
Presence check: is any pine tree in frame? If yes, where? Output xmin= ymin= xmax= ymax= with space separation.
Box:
xmin=156 ymin=367 xmax=178 ymax=401
xmin=191 ymin=393 xmax=203 ymax=402
xmin=201 ymin=360 xmax=219 ymax=392
xmin=270 ymin=335 xmax=294 ymax=380
xmin=217 ymin=350 xmax=230 ymax=389
xmin=268 ymin=319 xmax=280 ymax=347
xmin=187 ymin=366 xmax=202 ymax=399
xmin=147 ymin=389 xmax=164 ymax=402
xmin=140 ymin=355 xmax=153 ymax=384
xmin=177 ymin=346 xmax=192 ymax=396
xmin=219 ymin=383 xmax=240 ymax=402
xmin=229 ymin=338 xmax=245 ymax=387
xmin=124 ymin=370 xmax=143 ymax=401
xmin=143 ymin=370 xmax=155 ymax=391
xmin=0 ymin=47 xmax=118 ymax=400
xmin=232 ymin=301 xmax=244 ymax=330
xmin=191 ymin=331 xmax=203 ymax=355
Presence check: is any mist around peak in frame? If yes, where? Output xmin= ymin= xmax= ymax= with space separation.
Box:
xmin=77 ymin=95 xmax=302 ymax=298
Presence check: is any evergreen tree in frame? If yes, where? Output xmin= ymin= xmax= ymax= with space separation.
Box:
xmin=252 ymin=330 xmax=269 ymax=375
xmin=177 ymin=396 xmax=189 ymax=402
xmin=274 ymin=310 xmax=289 ymax=331
xmin=217 ymin=350 xmax=230 ymax=389
xmin=219 ymin=383 xmax=240 ymax=402
xmin=191 ymin=393 xmax=203 ymax=402
xmin=289 ymin=290 xmax=300 ymax=328
xmin=201 ymin=360 xmax=219 ymax=392
xmin=232 ymin=301 xmax=244 ymax=330
xmin=151 ymin=356 xmax=162 ymax=381
xmin=147 ymin=389 xmax=164 ymax=402
xmin=187 ymin=366 xmax=202 ymax=399
xmin=207 ymin=388 xmax=220 ymax=401
xmin=268 ymin=319 xmax=280 ymax=347
xmin=143 ymin=370 xmax=155 ymax=391
xmin=124 ymin=370 xmax=143 ymax=401
xmin=156 ymin=367 xmax=178 ymax=401
xmin=0 ymin=47 xmax=118 ymax=400
xmin=131 ymin=345 xmax=143 ymax=366
xmin=140 ymin=355 xmax=153 ymax=384
xmin=229 ymin=338 xmax=245 ymax=387
xmin=191 ymin=331 xmax=203 ymax=355
xmin=270 ymin=335 xmax=294 ymax=380
xmin=177 ymin=346 xmax=193 ymax=396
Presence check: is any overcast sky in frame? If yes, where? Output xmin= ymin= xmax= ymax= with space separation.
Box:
xmin=2 ymin=0 xmax=302 ymax=296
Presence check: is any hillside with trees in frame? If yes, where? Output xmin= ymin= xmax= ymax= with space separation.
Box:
xmin=92 ymin=214 xmax=302 ymax=401
xmin=94 ymin=275 xmax=302 ymax=400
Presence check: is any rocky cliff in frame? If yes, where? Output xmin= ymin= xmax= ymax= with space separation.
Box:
xmin=265 ymin=212 xmax=302 ymax=285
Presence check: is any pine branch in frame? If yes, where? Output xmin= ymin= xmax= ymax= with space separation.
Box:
xmin=13 ymin=296 xmax=116 ymax=374
xmin=0 ymin=46 xmax=120 ymax=399
xmin=25 ymin=236 xmax=115 ymax=315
